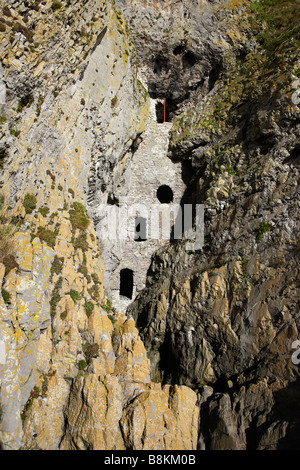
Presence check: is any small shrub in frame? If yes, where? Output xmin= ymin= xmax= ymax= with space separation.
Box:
xmin=46 ymin=169 xmax=55 ymax=181
xmin=9 ymin=128 xmax=21 ymax=137
xmin=60 ymin=310 xmax=67 ymax=320
xmin=69 ymin=202 xmax=90 ymax=232
xmin=91 ymin=272 xmax=101 ymax=284
xmin=50 ymin=255 xmax=64 ymax=277
xmin=84 ymin=301 xmax=94 ymax=318
xmin=17 ymin=94 xmax=34 ymax=113
xmin=38 ymin=207 xmax=50 ymax=216
xmin=80 ymin=98 xmax=85 ymax=106
xmin=108 ymin=314 xmax=117 ymax=325
xmin=69 ymin=289 xmax=81 ymax=304
xmin=21 ymin=397 xmax=34 ymax=421
xmin=0 ymin=224 xmax=16 ymax=265
xmin=2 ymin=253 xmax=19 ymax=276
xmin=101 ymin=298 xmax=113 ymax=313
xmin=77 ymin=359 xmax=87 ymax=370
xmin=88 ymin=283 xmax=100 ymax=301
xmin=36 ymin=95 xmax=44 ymax=116
xmin=50 ymin=276 xmax=62 ymax=319
xmin=111 ymin=95 xmax=118 ymax=107
xmin=35 ymin=226 xmax=58 ymax=248
xmin=23 ymin=193 xmax=37 ymax=214
xmin=72 ymin=232 xmax=88 ymax=251
xmin=1 ymin=288 xmax=10 ymax=304
xmin=13 ymin=22 xmax=34 ymax=43
xmin=51 ymin=1 xmax=63 ymax=12
xmin=0 ymin=23 xmax=6 ymax=32
xmin=83 ymin=342 xmax=99 ymax=363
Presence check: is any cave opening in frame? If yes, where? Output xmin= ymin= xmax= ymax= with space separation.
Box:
xmin=173 ymin=44 xmax=185 ymax=55
xmin=182 ymin=51 xmax=197 ymax=69
xmin=157 ymin=185 xmax=173 ymax=204
xmin=134 ymin=217 xmax=147 ymax=241
xmin=153 ymin=56 xmax=170 ymax=75
xmin=120 ymin=268 xmax=134 ymax=299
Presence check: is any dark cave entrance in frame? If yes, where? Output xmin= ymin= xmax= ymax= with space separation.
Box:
xmin=120 ymin=268 xmax=134 ymax=299
xmin=157 ymin=185 xmax=173 ymax=204
xmin=134 ymin=217 xmax=147 ymax=241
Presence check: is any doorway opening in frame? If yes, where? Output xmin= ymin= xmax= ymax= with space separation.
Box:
xmin=120 ymin=268 xmax=134 ymax=299
xmin=155 ymin=101 xmax=165 ymax=123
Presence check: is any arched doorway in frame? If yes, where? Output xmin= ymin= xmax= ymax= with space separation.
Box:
xmin=120 ymin=268 xmax=134 ymax=299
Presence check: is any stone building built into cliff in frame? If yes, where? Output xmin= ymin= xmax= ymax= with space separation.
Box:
xmin=97 ymin=97 xmax=186 ymax=311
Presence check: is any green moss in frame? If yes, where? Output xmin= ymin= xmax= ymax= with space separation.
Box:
xmin=91 ymin=272 xmax=101 ymax=284
xmin=23 ymin=193 xmax=37 ymax=214
xmin=17 ymin=94 xmax=33 ymax=113
xmin=255 ymin=221 xmax=272 ymax=241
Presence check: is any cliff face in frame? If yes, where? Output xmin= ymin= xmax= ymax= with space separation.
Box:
xmin=0 ymin=0 xmax=299 ymax=450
